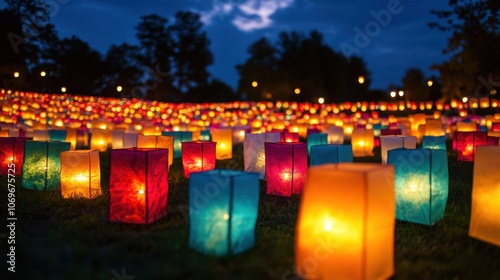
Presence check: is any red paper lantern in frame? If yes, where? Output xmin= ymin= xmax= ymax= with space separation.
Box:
xmin=181 ymin=141 xmax=216 ymax=178
xmin=456 ymin=131 xmax=488 ymax=162
xmin=109 ymin=148 xmax=169 ymax=224
xmin=0 ymin=137 xmax=25 ymax=176
xmin=281 ymin=132 xmax=299 ymax=143
xmin=265 ymin=142 xmax=307 ymax=196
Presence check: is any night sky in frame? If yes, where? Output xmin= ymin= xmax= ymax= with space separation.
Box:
xmin=18 ymin=0 xmax=453 ymax=90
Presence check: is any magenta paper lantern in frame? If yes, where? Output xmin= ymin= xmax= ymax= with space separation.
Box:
xmin=0 ymin=137 xmax=26 ymax=176
xmin=456 ymin=131 xmax=488 ymax=162
xmin=181 ymin=141 xmax=217 ymax=178
xmin=265 ymin=142 xmax=307 ymax=196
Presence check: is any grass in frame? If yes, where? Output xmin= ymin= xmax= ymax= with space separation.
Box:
xmin=2 ymin=143 xmax=500 ymax=280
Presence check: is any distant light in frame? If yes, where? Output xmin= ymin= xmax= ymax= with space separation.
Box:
xmin=116 ymin=85 xmax=123 ymax=92
xmin=265 ymin=93 xmax=272 ymax=99
xmin=427 ymin=80 xmax=433 ymax=87
xmin=61 ymin=86 xmax=67 ymax=93
xmin=40 ymin=71 xmax=46 ymax=77
xmin=294 ymin=88 xmax=301 ymax=94
xmin=13 ymin=72 xmax=19 ymax=78
xmin=398 ymin=90 xmax=404 ymax=97
xmin=252 ymin=81 xmax=258 ymax=87
xmin=390 ymin=91 xmax=396 ymax=98
xmin=358 ymin=76 xmax=365 ymax=84
xmin=318 ymin=97 xmax=325 ymax=104
xmin=462 ymin=97 xmax=468 ymax=103
xmin=491 ymin=89 xmax=497 ymax=95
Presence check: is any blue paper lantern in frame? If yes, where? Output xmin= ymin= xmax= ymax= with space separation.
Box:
xmin=162 ymin=131 xmax=193 ymax=158
xmin=22 ymin=140 xmax=71 ymax=190
xmin=307 ymin=133 xmax=328 ymax=154
xmin=199 ymin=130 xmax=211 ymax=141
xmin=422 ymin=136 xmax=447 ymax=150
xmin=189 ymin=169 xmax=259 ymax=256
xmin=309 ymin=144 xmax=353 ymax=166
xmin=49 ymin=130 xmax=67 ymax=142
xmin=387 ymin=148 xmax=448 ymax=225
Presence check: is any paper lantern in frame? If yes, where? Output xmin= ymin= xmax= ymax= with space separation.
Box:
xmin=33 ymin=129 xmax=49 ymax=141
xmin=181 ymin=141 xmax=216 ymax=178
xmin=49 ymin=130 xmax=67 ymax=141
xmin=456 ymin=121 xmax=477 ymax=132
xmin=310 ymin=144 xmax=353 ymax=166
xmin=295 ymin=163 xmax=395 ymax=280
xmin=60 ymin=150 xmax=101 ymax=198
xmin=211 ymin=128 xmax=233 ymax=160
xmin=380 ymin=135 xmax=416 ymax=164
xmin=422 ymin=136 xmax=447 ymax=150
xmin=307 ymin=133 xmax=328 ymax=155
xmin=469 ymin=146 xmax=500 ymax=246
xmin=189 ymin=170 xmax=259 ymax=256
xmin=91 ymin=129 xmax=111 ymax=152
xmin=136 ymin=134 xmax=174 ymax=167
xmin=199 ymin=130 xmax=211 ymax=141
xmin=243 ymin=133 xmax=281 ymax=179
xmin=0 ymin=137 xmax=25 ymax=176
xmin=456 ymin=131 xmax=488 ymax=162
xmin=0 ymin=130 xmax=9 ymax=137
xmin=232 ymin=126 xmax=248 ymax=144
xmin=112 ymin=130 xmax=138 ymax=149
xmin=265 ymin=142 xmax=307 ymax=196
xmin=282 ymin=132 xmax=299 ymax=143
xmin=387 ymin=148 xmax=448 ymax=225
xmin=351 ymin=128 xmax=374 ymax=157
xmin=380 ymin=128 xmax=402 ymax=136
xmin=162 ymin=131 xmax=193 ymax=158
xmin=76 ymin=129 xmax=89 ymax=148
xmin=109 ymin=148 xmax=169 ymax=224
xmin=21 ymin=140 xmax=71 ymax=190
xmin=66 ymin=128 xmax=77 ymax=150
xmin=424 ymin=119 xmax=445 ymax=136
xmin=324 ymin=126 xmax=344 ymax=144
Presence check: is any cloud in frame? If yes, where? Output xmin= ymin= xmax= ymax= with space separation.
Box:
xmin=199 ymin=0 xmax=295 ymax=32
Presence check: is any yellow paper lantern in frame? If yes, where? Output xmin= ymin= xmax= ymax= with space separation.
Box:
xmin=351 ymin=128 xmax=374 ymax=157
xmin=211 ymin=128 xmax=233 ymax=160
xmin=60 ymin=150 xmax=101 ymax=198
xmin=296 ymin=163 xmax=395 ymax=279
xmin=136 ymin=134 xmax=174 ymax=168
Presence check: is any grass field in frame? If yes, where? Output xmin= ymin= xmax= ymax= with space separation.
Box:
xmin=2 ymin=142 xmax=500 ymax=280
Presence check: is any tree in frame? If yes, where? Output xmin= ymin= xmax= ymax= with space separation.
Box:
xmin=401 ymin=68 xmax=430 ymax=101
xmin=187 ymin=78 xmax=238 ymax=102
xmin=101 ymin=43 xmax=143 ymax=97
xmin=429 ymin=0 xmax=500 ymax=101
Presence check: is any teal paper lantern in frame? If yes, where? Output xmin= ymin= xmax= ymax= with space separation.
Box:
xmin=422 ymin=136 xmax=447 ymax=150
xmin=307 ymin=133 xmax=328 ymax=154
xmin=49 ymin=130 xmax=67 ymax=142
xmin=387 ymin=148 xmax=448 ymax=225
xmin=199 ymin=130 xmax=211 ymax=141
xmin=309 ymin=144 xmax=353 ymax=166
xmin=189 ymin=169 xmax=259 ymax=256
xmin=162 ymin=131 xmax=193 ymax=158
xmin=22 ymin=140 xmax=71 ymax=190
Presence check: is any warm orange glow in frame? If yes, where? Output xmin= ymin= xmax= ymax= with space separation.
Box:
xmin=294 ymin=88 xmax=301 ymax=94
xmin=358 ymin=76 xmax=365 ymax=84
xmin=74 ymin=174 xmax=87 ymax=182
xmin=138 ymin=189 xmax=144 ymax=195
xmin=252 ymin=81 xmax=258 ymax=87
xmin=13 ymin=71 xmax=19 ymax=78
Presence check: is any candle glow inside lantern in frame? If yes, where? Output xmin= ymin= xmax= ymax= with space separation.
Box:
xmin=387 ymin=148 xmax=448 ymax=225
xmin=265 ymin=142 xmax=307 ymax=196
xmin=90 ymin=129 xmax=111 ymax=152
xmin=21 ymin=140 xmax=71 ymax=190
xmin=351 ymin=128 xmax=374 ymax=157
xmin=422 ymin=136 xmax=447 ymax=150
xmin=310 ymin=144 xmax=353 ymax=166
xmin=0 ymin=137 xmax=26 ymax=176
xmin=182 ymin=141 xmax=216 ymax=178
xmin=189 ymin=169 xmax=259 ymax=256
xmin=456 ymin=131 xmax=488 ymax=162
xmin=60 ymin=150 xmax=101 ymax=198
xmin=380 ymin=135 xmax=417 ymax=164
xmin=243 ymin=133 xmax=281 ymax=179
xmin=211 ymin=128 xmax=233 ymax=160
xmin=136 ymin=134 xmax=174 ymax=168
xmin=162 ymin=131 xmax=193 ymax=158
xmin=295 ymin=163 xmax=395 ymax=280
xmin=281 ymin=132 xmax=299 ymax=143
xmin=469 ymin=146 xmax=500 ymax=246
xmin=324 ymin=126 xmax=344 ymax=144
xmin=307 ymin=133 xmax=328 ymax=155
xmin=109 ymin=148 xmax=169 ymax=224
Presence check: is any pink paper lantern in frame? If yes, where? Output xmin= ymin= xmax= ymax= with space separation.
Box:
xmin=265 ymin=142 xmax=307 ymax=196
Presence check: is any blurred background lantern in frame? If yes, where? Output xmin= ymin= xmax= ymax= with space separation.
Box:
xmin=324 ymin=125 xmax=344 ymax=144
xmin=22 ymin=140 xmax=71 ymax=190
xmin=137 ymin=134 xmax=174 ymax=168
xmin=109 ymin=148 xmax=169 ymax=224
xmin=112 ymin=130 xmax=138 ymax=149
xmin=199 ymin=130 xmax=211 ymax=141
xmin=211 ymin=128 xmax=233 ymax=160
xmin=296 ymin=163 xmax=395 ymax=280
xmin=243 ymin=133 xmax=281 ymax=179
xmin=232 ymin=126 xmax=249 ymax=144
xmin=0 ymin=137 xmax=26 ymax=176
xmin=90 ymin=129 xmax=111 ymax=152
xmin=189 ymin=170 xmax=259 ymax=256
xmin=281 ymin=132 xmax=299 ymax=143
xmin=380 ymin=135 xmax=417 ymax=164
xmin=351 ymin=128 xmax=374 ymax=157
xmin=424 ymin=119 xmax=445 ymax=136
xmin=388 ymin=148 xmax=448 ymax=225
xmin=307 ymin=133 xmax=328 ymax=155
xmin=182 ymin=141 xmax=216 ymax=178
xmin=265 ymin=142 xmax=307 ymax=196
xmin=163 ymin=131 xmax=193 ymax=158
xmin=469 ymin=146 xmax=500 ymax=246
xmin=456 ymin=131 xmax=488 ymax=162
xmin=309 ymin=144 xmax=353 ymax=166
xmin=422 ymin=136 xmax=447 ymax=150
xmin=49 ymin=130 xmax=67 ymax=142
xmin=33 ymin=129 xmax=49 ymax=141
xmin=60 ymin=150 xmax=100 ymax=198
